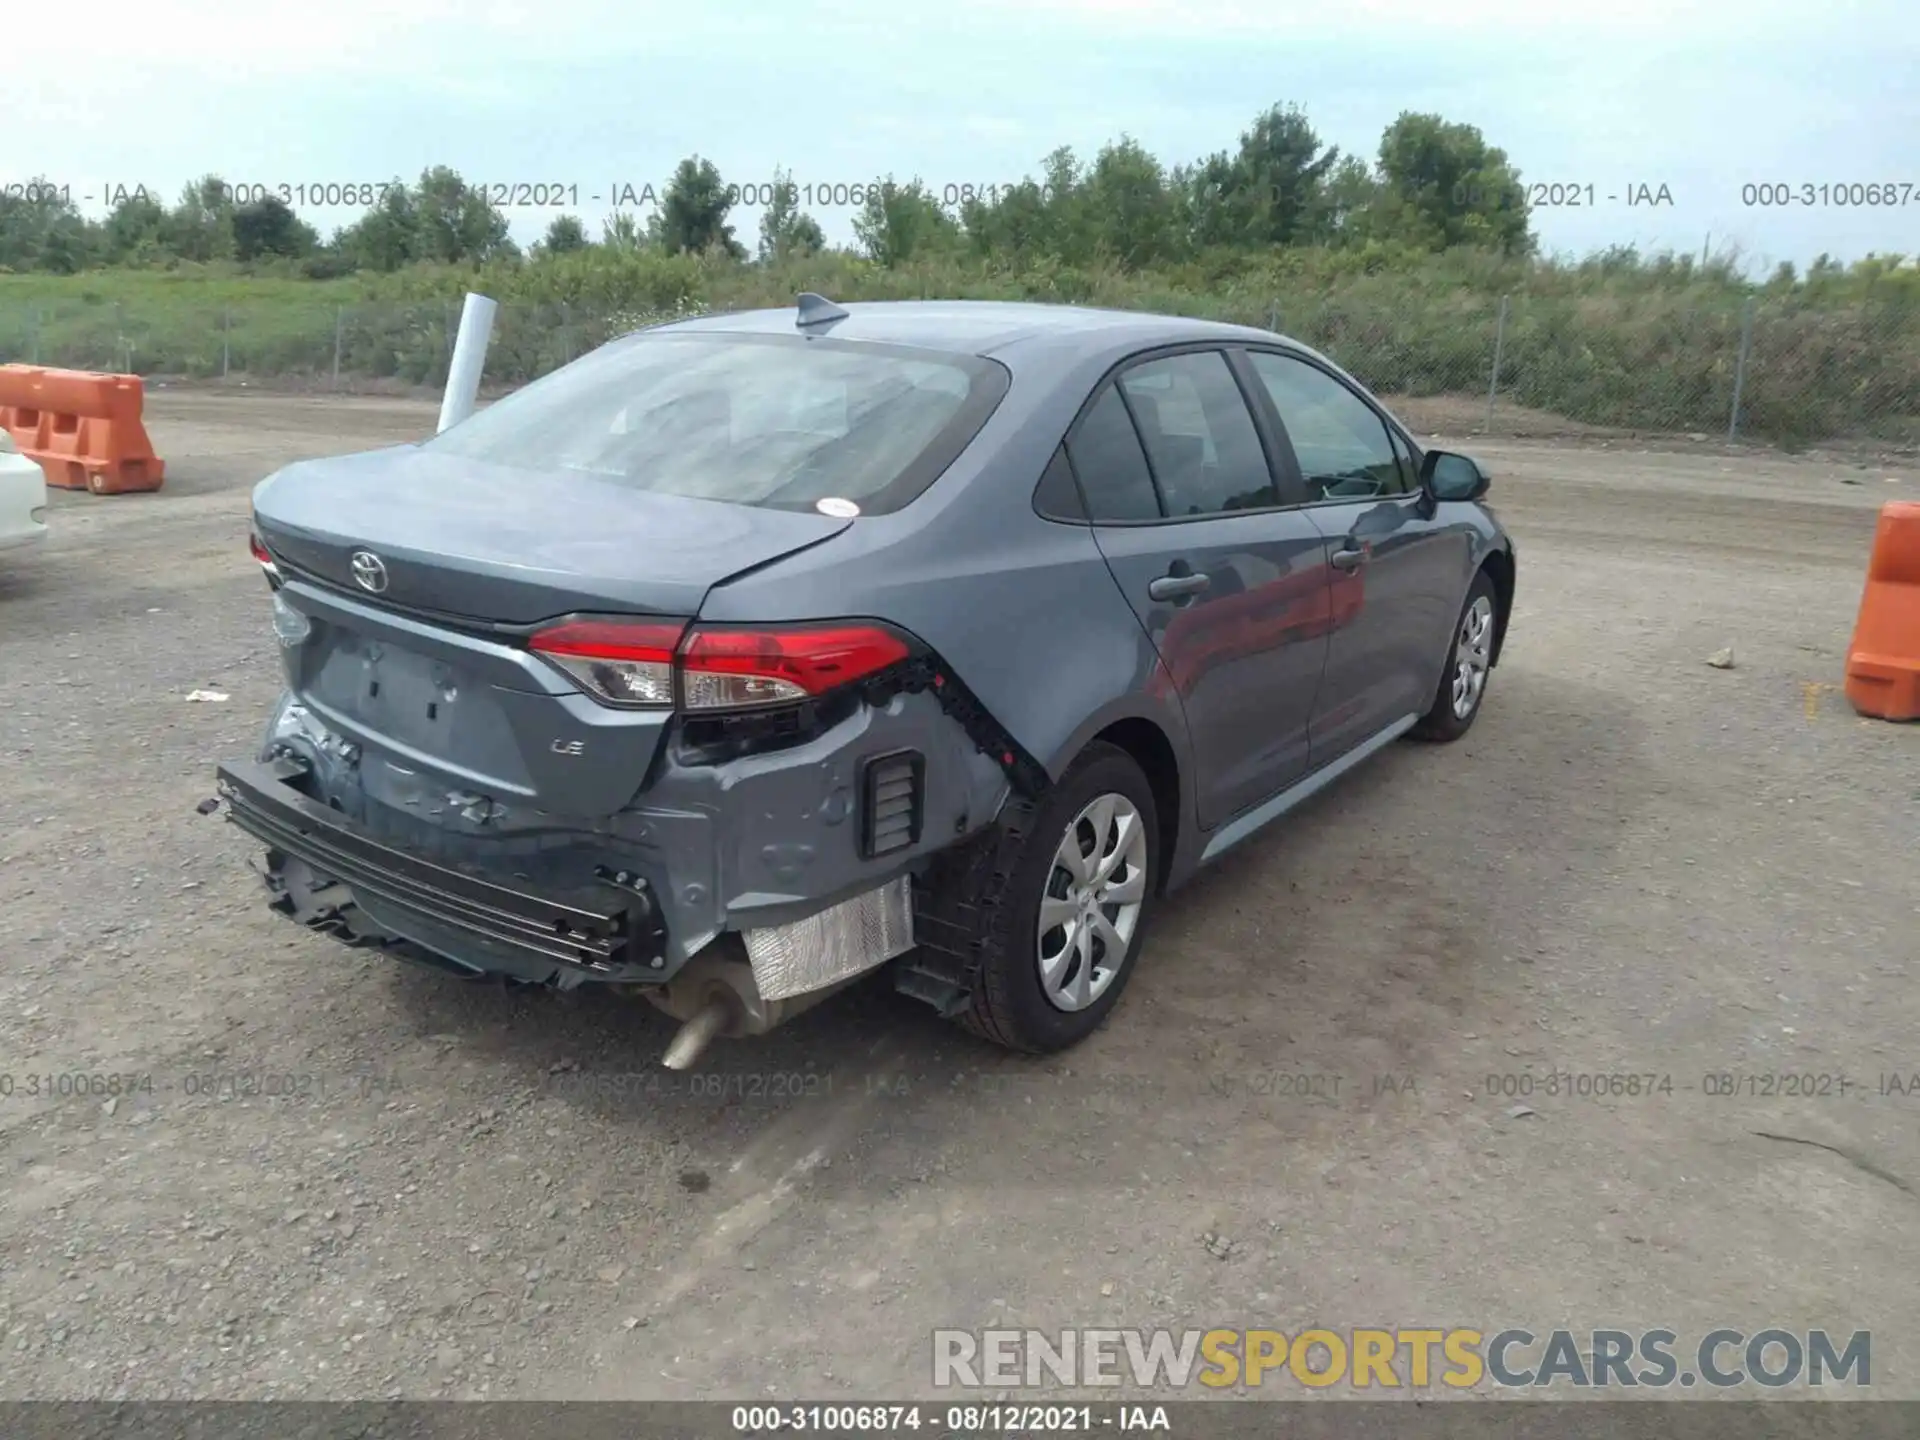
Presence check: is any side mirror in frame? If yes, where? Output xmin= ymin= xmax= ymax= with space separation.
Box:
xmin=1420 ymin=449 xmax=1491 ymax=503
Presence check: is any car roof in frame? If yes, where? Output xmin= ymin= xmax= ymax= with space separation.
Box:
xmin=651 ymin=299 xmax=1293 ymax=360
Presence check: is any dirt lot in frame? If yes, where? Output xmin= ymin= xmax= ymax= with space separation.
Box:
xmin=0 ymin=391 xmax=1916 ymax=1403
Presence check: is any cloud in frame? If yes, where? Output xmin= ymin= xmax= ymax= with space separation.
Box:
xmin=7 ymin=0 xmax=1915 ymax=264
xmin=967 ymin=0 xmax=1879 ymax=36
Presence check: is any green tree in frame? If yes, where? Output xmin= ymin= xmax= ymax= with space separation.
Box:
xmin=0 ymin=194 xmax=37 ymax=270
xmin=1181 ymin=104 xmax=1339 ymax=249
xmin=960 ymin=177 xmax=1054 ymax=262
xmin=1374 ymin=113 xmax=1531 ymax=253
xmin=1081 ymin=137 xmax=1179 ymax=267
xmin=1036 ymin=147 xmax=1092 ymax=265
xmin=1177 ymin=151 xmax=1251 ymax=251
xmin=37 ymin=206 xmax=96 ymax=274
xmin=0 ymin=180 xmax=96 ymax=272
xmin=231 ymin=195 xmax=317 ymax=261
xmin=335 ymin=179 xmax=419 ymax=271
xmin=963 ymin=147 xmax=1092 ymax=265
xmin=413 ymin=166 xmax=515 ymax=264
xmin=852 ymin=177 xmax=959 ymax=266
xmin=542 ymin=214 xmax=590 ymax=253
xmin=164 ymin=175 xmax=236 ymax=262
xmin=758 ymin=167 xmax=825 ymax=262
xmin=1310 ymin=155 xmax=1382 ymax=246
xmin=657 ymin=157 xmax=744 ymax=258
xmin=1237 ymin=104 xmax=1341 ymax=245
xmin=601 ymin=211 xmax=646 ymax=250
xmin=102 ymin=188 xmax=169 ymax=264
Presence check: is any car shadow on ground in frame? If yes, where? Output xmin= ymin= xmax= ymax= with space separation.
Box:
xmin=367 ymin=661 xmax=1646 ymax=1159
xmin=0 ymin=562 xmax=47 ymax=605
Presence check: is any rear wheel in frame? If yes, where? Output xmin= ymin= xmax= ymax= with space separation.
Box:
xmin=956 ymin=743 xmax=1158 ymax=1053
xmin=1411 ymin=571 xmax=1498 ymax=742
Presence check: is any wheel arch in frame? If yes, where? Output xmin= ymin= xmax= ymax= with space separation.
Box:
xmin=1479 ymin=545 xmax=1515 ymax=666
xmin=1085 ymin=716 xmax=1182 ymax=893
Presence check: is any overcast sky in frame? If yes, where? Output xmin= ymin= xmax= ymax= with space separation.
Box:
xmin=13 ymin=0 xmax=1919 ymax=270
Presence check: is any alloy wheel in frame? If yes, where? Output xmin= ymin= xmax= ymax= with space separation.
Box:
xmin=1451 ymin=594 xmax=1495 ymax=720
xmin=1035 ymin=793 xmax=1148 ymax=1012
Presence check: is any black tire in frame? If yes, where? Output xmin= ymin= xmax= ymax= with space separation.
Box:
xmin=1411 ymin=570 xmax=1499 ymax=742
xmin=956 ymin=742 xmax=1159 ymax=1053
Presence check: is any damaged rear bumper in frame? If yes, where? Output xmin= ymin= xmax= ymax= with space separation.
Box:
xmin=218 ymin=756 xmax=672 ymax=985
xmin=216 ymin=744 xmax=931 ymax=1002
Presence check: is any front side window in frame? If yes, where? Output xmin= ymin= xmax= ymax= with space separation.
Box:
xmin=426 ymin=333 xmax=1002 ymax=514
xmin=1389 ymin=426 xmax=1418 ymax=493
xmin=1248 ymin=351 xmax=1402 ymax=501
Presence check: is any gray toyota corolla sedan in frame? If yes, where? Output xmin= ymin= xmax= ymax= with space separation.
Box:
xmin=220 ymin=295 xmax=1514 ymax=1068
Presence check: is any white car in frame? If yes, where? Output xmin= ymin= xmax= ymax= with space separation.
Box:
xmin=0 ymin=431 xmax=48 ymax=552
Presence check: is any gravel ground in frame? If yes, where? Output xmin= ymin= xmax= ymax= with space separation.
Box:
xmin=0 ymin=391 xmax=1916 ymax=1403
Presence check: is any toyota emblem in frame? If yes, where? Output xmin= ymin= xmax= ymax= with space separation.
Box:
xmin=350 ymin=550 xmax=389 ymax=594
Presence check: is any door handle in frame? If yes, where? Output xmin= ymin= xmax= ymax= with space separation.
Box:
xmin=1330 ymin=544 xmax=1369 ymax=572
xmin=1148 ymin=571 xmax=1211 ymax=601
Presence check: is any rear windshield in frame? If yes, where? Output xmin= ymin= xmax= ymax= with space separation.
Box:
xmin=424 ymin=331 xmax=1007 ymax=514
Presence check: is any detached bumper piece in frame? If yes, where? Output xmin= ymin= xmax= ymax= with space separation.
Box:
xmin=215 ymin=758 xmax=666 ymax=984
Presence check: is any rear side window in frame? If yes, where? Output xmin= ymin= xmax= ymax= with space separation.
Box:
xmin=1066 ymin=387 xmax=1162 ymax=522
xmin=424 ymin=333 xmax=1006 ymax=515
xmin=1033 ymin=445 xmax=1086 ymax=521
xmin=1116 ymin=352 xmax=1276 ymax=516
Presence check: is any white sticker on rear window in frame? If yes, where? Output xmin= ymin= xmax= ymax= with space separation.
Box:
xmin=816 ymin=497 xmax=861 ymax=517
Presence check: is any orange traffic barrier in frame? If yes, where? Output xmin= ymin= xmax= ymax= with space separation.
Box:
xmin=0 ymin=364 xmax=166 ymax=494
xmin=1844 ymin=500 xmax=1920 ymax=721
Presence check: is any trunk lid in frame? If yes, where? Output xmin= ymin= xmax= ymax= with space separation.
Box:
xmin=252 ymin=444 xmax=851 ymax=624
xmin=252 ymin=445 xmax=853 ymax=821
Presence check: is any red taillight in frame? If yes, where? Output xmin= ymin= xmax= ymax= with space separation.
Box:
xmin=529 ymin=619 xmax=686 ymax=707
xmin=525 ymin=619 xmax=912 ymax=711
xmin=530 ymin=619 xmax=686 ymax=664
xmin=679 ymin=624 xmax=912 ymax=710
xmin=249 ymin=529 xmax=279 ymax=576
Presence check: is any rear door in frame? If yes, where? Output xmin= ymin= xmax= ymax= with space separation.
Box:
xmin=1242 ymin=349 xmax=1469 ymax=766
xmin=1068 ymin=349 xmax=1334 ymax=830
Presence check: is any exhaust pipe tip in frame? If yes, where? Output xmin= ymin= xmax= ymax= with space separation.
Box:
xmin=661 ymin=996 xmax=733 ymax=1071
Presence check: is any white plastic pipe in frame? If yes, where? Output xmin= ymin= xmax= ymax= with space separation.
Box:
xmin=437 ymin=292 xmax=498 ymax=433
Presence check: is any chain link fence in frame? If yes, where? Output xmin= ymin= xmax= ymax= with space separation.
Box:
xmin=0 ymin=300 xmax=673 ymax=393
xmin=1251 ymin=292 xmax=1919 ymax=449
xmin=0 ymin=292 xmax=1913 ymax=450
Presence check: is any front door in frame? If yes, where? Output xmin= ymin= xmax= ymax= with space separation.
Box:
xmin=1241 ymin=349 xmax=1471 ymax=765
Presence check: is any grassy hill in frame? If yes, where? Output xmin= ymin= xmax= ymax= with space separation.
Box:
xmin=1 ymin=247 xmax=1914 ymax=446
